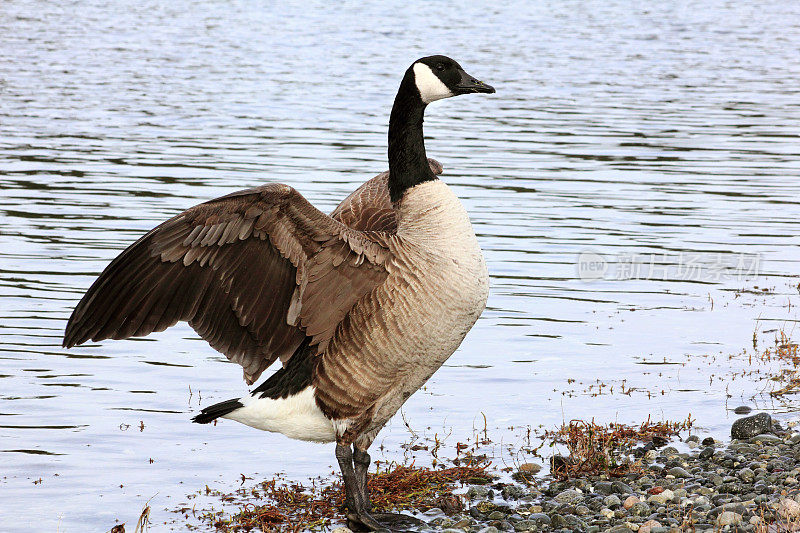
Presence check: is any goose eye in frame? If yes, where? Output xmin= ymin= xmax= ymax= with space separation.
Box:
xmin=435 ymin=63 xmax=445 ymax=72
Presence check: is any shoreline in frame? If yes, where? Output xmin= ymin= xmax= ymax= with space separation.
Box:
xmin=181 ymin=412 xmax=800 ymax=532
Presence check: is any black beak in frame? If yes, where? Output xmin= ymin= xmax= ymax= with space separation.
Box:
xmin=455 ymin=69 xmax=496 ymax=95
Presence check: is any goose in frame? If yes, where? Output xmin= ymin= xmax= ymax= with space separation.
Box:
xmin=63 ymin=55 xmax=495 ymax=531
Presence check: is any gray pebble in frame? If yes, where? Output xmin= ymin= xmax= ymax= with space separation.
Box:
xmin=611 ymin=481 xmax=633 ymax=495
xmin=738 ymin=467 xmax=755 ymax=482
xmin=603 ymin=495 xmax=621 ymax=508
xmin=667 ymin=466 xmax=691 ymax=478
xmin=528 ymin=513 xmax=550 ymax=526
xmin=553 ymin=489 xmax=583 ymax=505
xmin=699 ymin=446 xmax=714 ymax=460
xmin=629 ymin=501 xmax=651 ymax=516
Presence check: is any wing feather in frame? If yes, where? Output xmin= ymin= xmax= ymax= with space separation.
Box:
xmin=64 ymin=183 xmax=390 ymax=384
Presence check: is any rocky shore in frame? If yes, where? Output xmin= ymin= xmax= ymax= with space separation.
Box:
xmin=335 ymin=413 xmax=800 ymax=533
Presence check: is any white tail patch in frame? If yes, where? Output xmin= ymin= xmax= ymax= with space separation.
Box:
xmin=224 ymin=386 xmax=336 ymax=443
xmin=413 ymin=63 xmax=453 ymax=104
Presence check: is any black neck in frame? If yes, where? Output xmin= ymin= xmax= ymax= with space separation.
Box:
xmin=388 ymin=68 xmax=437 ymax=203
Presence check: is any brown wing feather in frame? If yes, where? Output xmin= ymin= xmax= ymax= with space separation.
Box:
xmin=330 ymin=158 xmax=442 ymax=231
xmin=64 ymin=183 xmax=390 ymax=384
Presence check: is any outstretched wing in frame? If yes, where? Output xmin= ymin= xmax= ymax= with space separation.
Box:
xmin=63 ymin=183 xmax=390 ymax=384
xmin=330 ymin=158 xmax=443 ymax=232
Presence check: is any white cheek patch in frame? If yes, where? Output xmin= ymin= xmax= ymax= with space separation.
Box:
xmin=413 ymin=63 xmax=453 ymax=104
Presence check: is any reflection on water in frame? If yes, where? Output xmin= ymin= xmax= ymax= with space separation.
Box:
xmin=2 ymin=0 xmax=800 ymax=530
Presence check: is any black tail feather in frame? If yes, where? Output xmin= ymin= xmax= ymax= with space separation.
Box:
xmin=192 ymin=398 xmax=244 ymax=424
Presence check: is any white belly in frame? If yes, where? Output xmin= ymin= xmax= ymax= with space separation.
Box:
xmin=224 ymin=386 xmax=336 ymax=442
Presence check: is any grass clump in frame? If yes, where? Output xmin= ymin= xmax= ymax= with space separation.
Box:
xmin=545 ymin=416 xmax=694 ymax=479
xmin=194 ymin=462 xmax=492 ymax=532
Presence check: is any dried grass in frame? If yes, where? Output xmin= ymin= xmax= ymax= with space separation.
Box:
xmin=195 ymin=462 xmax=491 ymax=532
xmin=545 ymin=416 xmax=694 ymax=479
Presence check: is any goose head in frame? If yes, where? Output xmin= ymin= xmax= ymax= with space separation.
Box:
xmin=412 ymin=55 xmax=495 ymax=104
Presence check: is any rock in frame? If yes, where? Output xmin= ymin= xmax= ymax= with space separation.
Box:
xmin=667 ymin=466 xmax=691 ymax=478
xmin=699 ymin=446 xmax=714 ymax=460
xmin=467 ymin=485 xmax=490 ymax=498
xmin=731 ymin=413 xmax=774 ymax=440
xmin=475 ymin=502 xmax=507 ymax=515
xmin=518 ymin=462 xmax=541 ymax=474
xmin=436 ymin=494 xmax=463 ymax=515
xmin=738 ymin=467 xmax=755 ymax=482
xmin=623 ymin=495 xmax=639 ymax=510
xmin=611 ymin=481 xmax=634 ymax=494
xmin=652 ymin=436 xmax=668 ymax=447
xmin=550 ymin=455 xmax=571 ymax=475
xmin=554 ymin=489 xmax=583 ymax=504
xmin=478 ymin=528 xmax=499 ymax=533
xmin=628 ymin=502 xmax=651 ymax=516
xmin=501 ymin=485 xmax=526 ymax=500
xmin=594 ymin=481 xmax=614 ymax=495
xmin=331 ymin=529 xmax=353 ymax=533
xmin=686 ymin=435 xmax=700 ymax=443
xmin=779 ymin=498 xmax=800 ymax=518
xmin=750 ymin=433 xmax=782 ymax=445
xmin=512 ymin=521 xmax=534 ymax=532
xmin=702 ymin=437 xmax=716 ymax=446
xmin=734 ymin=406 xmax=752 ymax=415
xmin=549 ymin=513 xmax=567 ymax=528
xmin=647 ymin=489 xmax=674 ymax=505
xmin=528 ymin=513 xmax=551 ymax=526
xmin=604 ymin=495 xmax=621 ymax=508
xmin=639 ymin=520 xmax=662 ymax=533
xmin=487 ymin=511 xmax=506 ymax=520
xmin=716 ymin=511 xmax=742 ymax=526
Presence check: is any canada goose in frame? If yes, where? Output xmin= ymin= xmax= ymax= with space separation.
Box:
xmin=63 ymin=55 xmax=495 ymax=530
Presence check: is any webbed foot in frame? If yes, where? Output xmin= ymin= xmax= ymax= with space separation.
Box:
xmin=346 ymin=511 xmax=425 ymax=532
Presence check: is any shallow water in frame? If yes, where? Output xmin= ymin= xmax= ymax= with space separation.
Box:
xmin=2 ymin=0 xmax=800 ymax=530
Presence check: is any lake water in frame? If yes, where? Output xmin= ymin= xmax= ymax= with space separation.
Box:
xmin=2 ymin=0 xmax=800 ymax=530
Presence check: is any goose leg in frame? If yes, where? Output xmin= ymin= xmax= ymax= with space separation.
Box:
xmin=351 ymin=444 xmax=427 ymax=531
xmin=353 ymin=446 xmax=372 ymax=512
xmin=335 ymin=444 xmax=386 ymax=532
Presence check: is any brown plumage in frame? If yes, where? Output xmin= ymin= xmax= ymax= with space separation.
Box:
xmin=63 ymin=158 xmax=443 ymax=385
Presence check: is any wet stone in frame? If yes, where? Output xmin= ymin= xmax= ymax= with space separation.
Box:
xmin=731 ymin=413 xmax=774 ymax=440
xmin=738 ymin=467 xmax=755 ymax=482
xmin=512 ymin=520 xmax=534 ymax=532
xmin=629 ymin=502 xmax=651 ymax=516
xmin=734 ymin=406 xmax=752 ymax=415
xmin=749 ymin=434 xmax=782 ymax=445
xmin=717 ymin=511 xmax=743 ymax=526
xmin=528 ymin=513 xmax=551 ymax=526
xmin=699 ymin=446 xmax=715 ymax=460
xmin=554 ymin=489 xmax=583 ymax=505
xmin=594 ymin=481 xmax=614 ymax=495
xmin=611 ymin=481 xmax=634 ymax=495
xmin=667 ymin=466 xmax=691 ymax=478
xmin=468 ymin=486 xmax=491 ymax=498
xmin=603 ymin=495 xmax=621 ymax=508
